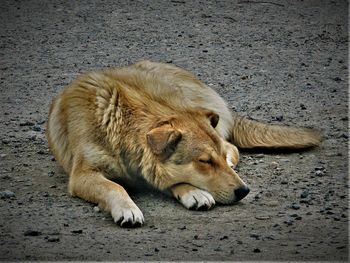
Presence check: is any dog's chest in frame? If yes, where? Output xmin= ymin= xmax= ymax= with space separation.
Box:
xmin=103 ymin=149 xmax=143 ymax=182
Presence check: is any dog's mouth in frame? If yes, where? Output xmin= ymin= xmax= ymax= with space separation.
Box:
xmin=214 ymin=186 xmax=250 ymax=204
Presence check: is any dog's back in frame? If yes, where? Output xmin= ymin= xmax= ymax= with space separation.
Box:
xmin=106 ymin=60 xmax=235 ymax=138
xmin=128 ymin=61 xmax=321 ymax=149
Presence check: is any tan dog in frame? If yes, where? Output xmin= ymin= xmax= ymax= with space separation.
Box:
xmin=47 ymin=61 xmax=321 ymax=227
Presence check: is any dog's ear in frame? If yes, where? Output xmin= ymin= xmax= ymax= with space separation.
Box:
xmin=197 ymin=108 xmax=220 ymax=128
xmin=207 ymin=112 xmax=219 ymax=128
xmin=146 ymin=124 xmax=182 ymax=161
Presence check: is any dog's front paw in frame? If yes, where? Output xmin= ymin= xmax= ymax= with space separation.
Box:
xmin=179 ymin=189 xmax=215 ymax=210
xmin=111 ymin=204 xmax=144 ymax=228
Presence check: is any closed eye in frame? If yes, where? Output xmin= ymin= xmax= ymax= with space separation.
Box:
xmin=199 ymin=158 xmax=213 ymax=165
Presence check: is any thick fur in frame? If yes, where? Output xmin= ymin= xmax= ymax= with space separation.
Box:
xmin=47 ymin=60 xmax=321 ymax=227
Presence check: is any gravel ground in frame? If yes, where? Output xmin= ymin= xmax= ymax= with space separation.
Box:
xmin=0 ymin=0 xmax=348 ymax=261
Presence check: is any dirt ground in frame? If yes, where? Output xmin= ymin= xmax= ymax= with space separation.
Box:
xmin=0 ymin=0 xmax=348 ymax=261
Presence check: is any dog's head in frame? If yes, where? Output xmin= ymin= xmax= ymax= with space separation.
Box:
xmin=146 ymin=109 xmax=249 ymax=204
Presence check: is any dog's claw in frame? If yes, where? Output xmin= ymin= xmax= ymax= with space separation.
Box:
xmin=111 ymin=204 xmax=145 ymax=228
xmin=120 ymin=219 xmax=142 ymax=228
xmin=196 ymin=204 xmax=211 ymax=211
xmin=188 ymin=198 xmax=211 ymax=211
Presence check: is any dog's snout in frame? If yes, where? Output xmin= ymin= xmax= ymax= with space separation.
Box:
xmin=234 ymin=186 xmax=250 ymax=202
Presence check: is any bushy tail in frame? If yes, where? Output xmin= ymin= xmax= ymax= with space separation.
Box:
xmin=230 ymin=114 xmax=321 ymax=150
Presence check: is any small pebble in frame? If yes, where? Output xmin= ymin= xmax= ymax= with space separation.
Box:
xmin=0 ymin=190 xmax=15 ymax=199
xmin=315 ymin=166 xmax=326 ymax=171
xmin=250 ymin=234 xmax=260 ymax=239
xmin=253 ymin=248 xmax=261 ymax=253
xmin=291 ymin=203 xmax=301 ymax=210
xmin=255 ymin=215 xmax=271 ymax=220
xmin=2 ymin=139 xmax=10 ymax=144
xmin=47 ymin=237 xmax=60 ymax=242
xmin=284 ymin=218 xmax=294 ymax=226
xmin=300 ymin=190 xmax=309 ymax=199
xmin=339 ymin=133 xmax=348 ymax=139
xmin=20 ymin=120 xmax=35 ymax=126
xmin=290 ymin=214 xmax=302 ymax=220
xmin=275 ymin=115 xmax=283 ymax=122
xmin=315 ymin=170 xmax=325 ymax=177
xmin=32 ymin=125 xmax=41 ymax=132
xmin=93 ymin=206 xmax=100 ymax=212
xmin=37 ymin=120 xmax=46 ymax=125
xmin=24 ymin=230 xmax=42 ymax=236
xmin=270 ymin=161 xmax=278 ymax=168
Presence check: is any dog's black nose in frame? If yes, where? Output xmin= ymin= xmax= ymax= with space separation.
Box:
xmin=234 ymin=186 xmax=250 ymax=202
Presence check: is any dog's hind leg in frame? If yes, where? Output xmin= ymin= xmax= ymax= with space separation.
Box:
xmin=223 ymin=141 xmax=240 ymax=169
xmin=171 ymin=183 xmax=215 ymax=210
xmin=68 ymin=161 xmax=144 ymax=227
